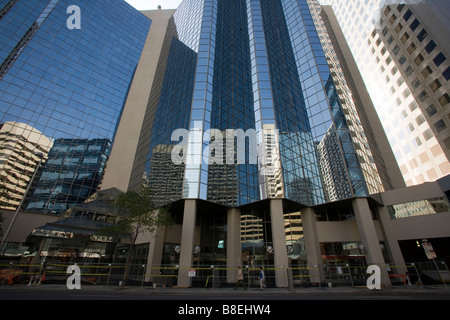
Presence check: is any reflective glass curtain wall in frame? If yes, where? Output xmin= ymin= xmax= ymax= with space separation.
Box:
xmin=137 ymin=0 xmax=204 ymax=206
xmin=141 ymin=0 xmax=388 ymax=208
xmin=0 ymin=0 xmax=151 ymax=214
xmin=208 ymin=0 xmax=258 ymax=206
xmin=25 ymin=138 xmax=111 ymax=214
xmin=280 ymin=0 xmax=377 ymax=201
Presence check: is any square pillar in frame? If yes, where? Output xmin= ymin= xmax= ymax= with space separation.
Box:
xmin=301 ymin=207 xmax=324 ymax=284
xmin=377 ymin=206 xmax=408 ymax=275
xmin=145 ymin=226 xmax=165 ymax=282
xmin=353 ymin=198 xmax=390 ymax=287
xmin=177 ymin=199 xmax=197 ymax=287
xmin=270 ymin=199 xmax=289 ymax=288
xmin=227 ymin=207 xmax=242 ymax=283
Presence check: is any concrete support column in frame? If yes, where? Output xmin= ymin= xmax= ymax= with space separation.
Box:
xmin=353 ymin=198 xmax=390 ymax=287
xmin=145 ymin=226 xmax=166 ymax=282
xmin=227 ymin=207 xmax=241 ymax=283
xmin=177 ymin=199 xmax=197 ymax=287
xmin=301 ymin=207 xmax=324 ymax=284
xmin=270 ymin=199 xmax=289 ymax=288
xmin=377 ymin=206 xmax=408 ymax=275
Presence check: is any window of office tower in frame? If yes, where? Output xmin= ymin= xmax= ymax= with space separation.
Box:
xmin=208 ymin=0 xmax=258 ymax=207
xmin=260 ymin=0 xmax=326 ymax=206
xmin=0 ymin=0 xmax=151 ymax=214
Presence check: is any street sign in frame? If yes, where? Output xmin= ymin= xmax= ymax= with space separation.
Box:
xmin=422 ymin=239 xmax=437 ymax=260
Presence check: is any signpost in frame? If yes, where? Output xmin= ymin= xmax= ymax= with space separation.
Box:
xmin=421 ymin=239 xmax=437 ymax=260
xmin=421 ymin=239 xmax=447 ymax=287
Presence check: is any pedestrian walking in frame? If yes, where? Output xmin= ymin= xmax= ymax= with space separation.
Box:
xmin=259 ymin=267 xmax=265 ymax=290
xmin=234 ymin=266 xmax=246 ymax=290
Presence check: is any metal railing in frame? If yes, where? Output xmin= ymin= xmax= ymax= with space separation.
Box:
xmin=0 ymin=260 xmax=448 ymax=288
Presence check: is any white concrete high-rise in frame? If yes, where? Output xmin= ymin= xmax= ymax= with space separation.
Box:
xmin=320 ymin=0 xmax=450 ymax=186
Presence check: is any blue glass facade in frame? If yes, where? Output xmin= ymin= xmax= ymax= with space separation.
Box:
xmin=281 ymin=0 xmax=381 ymax=201
xmin=0 ymin=0 xmax=151 ymax=214
xmin=145 ymin=37 xmax=197 ymax=205
xmin=259 ymin=0 xmax=326 ymax=205
xmin=208 ymin=0 xmax=258 ymax=206
xmin=137 ymin=0 xmax=387 ymax=208
xmin=25 ymin=138 xmax=111 ymax=214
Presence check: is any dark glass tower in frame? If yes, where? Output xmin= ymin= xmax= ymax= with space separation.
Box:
xmin=119 ymin=0 xmax=400 ymax=288
xmin=131 ymin=0 xmax=392 ymax=208
xmin=0 ymin=0 xmax=419 ymax=288
xmin=0 ymin=0 xmax=151 ymax=214
xmin=25 ymin=138 xmax=111 ymax=214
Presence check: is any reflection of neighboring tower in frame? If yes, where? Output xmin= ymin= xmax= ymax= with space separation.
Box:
xmin=316 ymin=125 xmax=352 ymax=202
xmin=258 ymin=124 xmax=284 ymax=200
xmin=126 ymin=0 xmax=398 ymax=210
xmin=0 ymin=122 xmax=53 ymax=210
xmin=25 ymin=138 xmax=111 ymax=215
xmin=146 ymin=144 xmax=185 ymax=206
xmin=240 ymin=214 xmax=264 ymax=250
xmin=283 ymin=211 xmax=305 ymax=258
xmin=1 ymin=0 xmax=151 ymax=215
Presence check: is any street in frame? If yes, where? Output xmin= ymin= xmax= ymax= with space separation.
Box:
xmin=1 ymin=285 xmax=449 ymax=300
xmin=0 ymin=285 xmax=448 ymax=319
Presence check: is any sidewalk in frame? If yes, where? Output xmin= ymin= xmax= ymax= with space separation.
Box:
xmin=0 ymin=283 xmax=448 ymax=296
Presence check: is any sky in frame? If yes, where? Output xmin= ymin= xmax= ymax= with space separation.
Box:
xmin=125 ymin=0 xmax=183 ymax=10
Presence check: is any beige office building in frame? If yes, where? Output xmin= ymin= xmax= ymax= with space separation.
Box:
xmin=320 ymin=0 xmax=450 ymax=186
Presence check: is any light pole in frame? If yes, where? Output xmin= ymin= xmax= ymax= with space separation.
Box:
xmin=0 ymin=151 xmax=44 ymax=256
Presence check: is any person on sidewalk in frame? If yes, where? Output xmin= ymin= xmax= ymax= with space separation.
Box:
xmin=234 ymin=266 xmax=246 ymax=290
xmin=259 ymin=267 xmax=265 ymax=290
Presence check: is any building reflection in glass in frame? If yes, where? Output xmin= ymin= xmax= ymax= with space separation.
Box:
xmin=0 ymin=0 xmax=151 ymax=215
xmin=315 ymin=124 xmax=352 ymax=202
xmin=0 ymin=122 xmax=53 ymax=210
xmin=133 ymin=0 xmax=392 ymax=212
xmin=136 ymin=35 xmax=197 ymax=203
xmin=240 ymin=207 xmax=273 ymax=267
xmin=25 ymin=138 xmax=111 ymax=215
xmin=146 ymin=144 xmax=185 ymax=207
xmin=388 ymin=197 xmax=450 ymax=219
xmin=283 ymin=211 xmax=306 ymax=261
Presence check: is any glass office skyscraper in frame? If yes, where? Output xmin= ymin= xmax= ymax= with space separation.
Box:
xmin=128 ymin=0 xmax=393 ymax=209
xmin=113 ymin=0 xmax=400 ymax=287
xmin=7 ymin=0 xmax=447 ymax=289
xmin=0 ymin=0 xmax=151 ymax=213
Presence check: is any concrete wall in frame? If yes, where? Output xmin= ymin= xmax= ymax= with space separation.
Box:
xmin=380 ymin=180 xmax=450 ymax=241
xmin=391 ymin=212 xmax=450 ymax=240
xmin=315 ymin=180 xmax=450 ymax=244
xmin=322 ymin=5 xmax=406 ymax=190
xmin=100 ymin=9 xmax=176 ymax=193
xmin=0 ymin=209 xmax=59 ymax=243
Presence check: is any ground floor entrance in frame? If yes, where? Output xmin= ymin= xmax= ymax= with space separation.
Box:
xmin=146 ymin=197 xmax=399 ymax=288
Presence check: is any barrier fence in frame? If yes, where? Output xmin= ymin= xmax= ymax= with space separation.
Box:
xmin=0 ymin=260 xmax=448 ymax=288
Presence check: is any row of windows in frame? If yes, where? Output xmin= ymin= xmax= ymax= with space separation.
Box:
xmin=384 ymin=4 xmax=449 ymax=81
xmin=208 ymin=0 xmax=259 ymax=206
xmin=377 ymin=4 xmax=449 ymax=148
xmin=0 ymin=0 xmax=151 ymax=214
